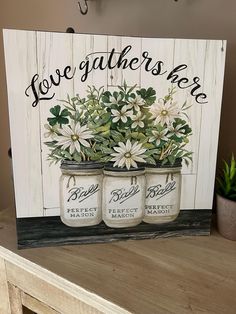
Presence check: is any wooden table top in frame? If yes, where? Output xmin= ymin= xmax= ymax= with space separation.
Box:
xmin=1 ymin=208 xmax=236 ymax=314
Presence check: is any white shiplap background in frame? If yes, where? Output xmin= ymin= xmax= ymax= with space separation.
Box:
xmin=3 ymin=30 xmax=226 ymax=218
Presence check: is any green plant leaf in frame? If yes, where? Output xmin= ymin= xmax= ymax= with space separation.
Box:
xmin=110 ymin=130 xmax=125 ymax=142
xmin=50 ymin=105 xmax=61 ymax=116
xmin=98 ymin=146 xmax=113 ymax=154
xmin=47 ymin=117 xmax=58 ymax=126
xmin=145 ymin=156 xmax=156 ymax=165
xmin=73 ymin=152 xmax=82 ymax=163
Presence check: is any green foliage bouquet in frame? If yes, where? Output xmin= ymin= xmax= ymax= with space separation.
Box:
xmin=44 ymin=82 xmax=193 ymax=170
xmin=144 ymin=88 xmax=192 ymax=166
xmin=44 ymin=86 xmax=111 ymax=164
xmin=101 ymin=82 xmax=156 ymax=169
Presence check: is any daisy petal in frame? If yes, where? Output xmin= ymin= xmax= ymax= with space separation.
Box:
xmin=79 ymin=138 xmax=90 ymax=147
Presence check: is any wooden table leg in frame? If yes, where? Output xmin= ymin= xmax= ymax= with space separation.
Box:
xmin=8 ymin=282 xmax=23 ymax=314
xmin=0 ymin=257 xmax=11 ymax=314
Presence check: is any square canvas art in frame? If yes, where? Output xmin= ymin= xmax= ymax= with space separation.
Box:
xmin=3 ymin=29 xmax=226 ymax=248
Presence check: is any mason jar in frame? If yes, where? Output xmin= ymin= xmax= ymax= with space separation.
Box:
xmin=59 ymin=160 xmax=103 ymax=227
xmin=103 ymin=165 xmax=146 ymax=228
xmin=144 ymin=160 xmax=182 ymax=224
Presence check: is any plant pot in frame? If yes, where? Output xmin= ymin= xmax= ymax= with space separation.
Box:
xmin=143 ymin=160 xmax=182 ymax=224
xmin=59 ymin=160 xmax=103 ymax=227
xmin=102 ymin=165 xmax=146 ymax=228
xmin=217 ymin=194 xmax=236 ymax=241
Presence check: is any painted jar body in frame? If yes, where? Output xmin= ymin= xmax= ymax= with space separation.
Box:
xmin=144 ymin=162 xmax=182 ymax=224
xmin=59 ymin=161 xmax=103 ymax=227
xmin=103 ymin=167 xmax=146 ymax=228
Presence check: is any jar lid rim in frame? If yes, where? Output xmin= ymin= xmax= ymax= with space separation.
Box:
xmin=61 ymin=160 xmax=104 ymax=170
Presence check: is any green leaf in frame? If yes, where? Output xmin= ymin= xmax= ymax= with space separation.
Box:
xmin=142 ymin=143 xmax=155 ymax=149
xmin=145 ymin=156 xmax=156 ymax=165
xmin=73 ymin=152 xmax=82 ymax=163
xmin=47 ymin=117 xmax=58 ymax=126
xmin=61 ymin=150 xmax=72 ymax=160
xmin=94 ymin=134 xmax=106 ymax=142
xmin=60 ymin=108 xmax=70 ymax=117
xmin=50 ymin=105 xmax=61 ymax=116
xmin=145 ymin=149 xmax=160 ymax=156
xmin=83 ymin=147 xmax=96 ymax=158
xmin=99 ymin=146 xmax=114 ymax=154
xmin=96 ymin=122 xmax=111 ymax=133
xmin=110 ymin=130 xmax=125 ymax=142
xmin=168 ymin=155 xmax=175 ymax=165
xmin=100 ymin=156 xmax=112 ymax=163
xmin=57 ymin=116 xmax=69 ymax=125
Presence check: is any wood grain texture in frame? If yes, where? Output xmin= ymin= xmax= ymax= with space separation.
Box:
xmin=8 ymin=282 xmax=23 ymax=314
xmin=0 ymin=244 xmax=128 ymax=314
xmin=21 ymin=291 xmax=59 ymax=314
xmin=195 ymin=40 xmax=226 ymax=209
xmin=3 ymin=29 xmax=43 ymax=218
xmin=173 ymin=39 xmax=206 ymax=175
xmin=1 ymin=208 xmax=236 ymax=314
xmin=0 ymin=257 xmax=11 ymax=314
xmin=16 ymin=210 xmax=211 ymax=249
xmin=37 ymin=31 xmax=75 ymax=211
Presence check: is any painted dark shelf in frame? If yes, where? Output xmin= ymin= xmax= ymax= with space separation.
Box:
xmin=16 ymin=210 xmax=212 ymax=249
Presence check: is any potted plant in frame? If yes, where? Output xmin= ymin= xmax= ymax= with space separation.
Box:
xmin=100 ymin=82 xmax=156 ymax=228
xmin=44 ymin=86 xmax=109 ymax=227
xmin=216 ymin=154 xmax=236 ymax=240
xmin=143 ymin=88 xmax=192 ymax=224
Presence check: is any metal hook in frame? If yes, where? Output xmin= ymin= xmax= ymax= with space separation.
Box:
xmin=78 ymin=0 xmax=88 ymax=15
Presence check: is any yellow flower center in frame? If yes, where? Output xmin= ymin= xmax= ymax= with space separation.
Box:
xmin=71 ymin=134 xmax=79 ymax=141
xmin=161 ymin=110 xmax=168 ymax=116
xmin=124 ymin=152 xmax=131 ymax=158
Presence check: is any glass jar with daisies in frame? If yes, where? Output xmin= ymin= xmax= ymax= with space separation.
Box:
xmin=44 ymin=86 xmax=110 ymax=227
xmin=100 ymin=82 xmax=156 ymax=228
xmin=143 ymin=88 xmax=192 ymax=224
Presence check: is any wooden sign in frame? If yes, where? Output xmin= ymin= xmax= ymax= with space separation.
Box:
xmin=3 ymin=29 xmax=226 ymax=248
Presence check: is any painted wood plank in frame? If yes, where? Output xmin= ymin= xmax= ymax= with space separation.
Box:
xmin=0 ymin=257 xmax=11 ymax=314
xmin=195 ymin=40 xmax=226 ymax=209
xmin=107 ymin=36 xmax=122 ymax=86
xmin=3 ymin=29 xmax=43 ymax=218
xmin=8 ymin=283 xmax=23 ymax=314
xmin=73 ymin=34 xmax=108 ymax=96
xmin=37 ymin=32 xmax=75 ymax=210
xmin=108 ymin=36 xmax=142 ymax=87
xmin=44 ymin=207 xmax=60 ymax=217
xmin=173 ymin=39 xmax=207 ymax=175
xmin=21 ymin=291 xmax=60 ymax=314
xmin=7 ymin=261 xmax=103 ymax=314
xmin=180 ymin=175 xmax=196 ymax=209
xmin=16 ymin=210 xmax=211 ymax=249
xmin=140 ymin=38 xmax=175 ymax=99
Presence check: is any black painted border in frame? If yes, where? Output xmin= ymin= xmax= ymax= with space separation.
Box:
xmin=16 ymin=210 xmax=212 ymax=249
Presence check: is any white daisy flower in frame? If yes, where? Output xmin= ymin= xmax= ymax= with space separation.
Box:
xmin=111 ymin=139 xmax=147 ymax=170
xmin=105 ymin=94 xmax=122 ymax=107
xmin=56 ymin=121 xmax=94 ymax=155
xmin=131 ymin=111 xmax=146 ymax=129
xmin=149 ymin=99 xmax=179 ymax=126
xmin=44 ymin=124 xmax=59 ymax=140
xmin=149 ymin=129 xmax=169 ymax=146
xmin=168 ymin=124 xmax=186 ymax=138
xmin=128 ymin=95 xmax=145 ymax=111
xmin=111 ymin=105 xmax=133 ymax=123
